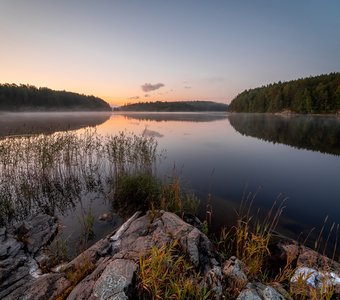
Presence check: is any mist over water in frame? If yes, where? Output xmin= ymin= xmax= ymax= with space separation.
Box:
xmin=0 ymin=112 xmax=111 ymax=137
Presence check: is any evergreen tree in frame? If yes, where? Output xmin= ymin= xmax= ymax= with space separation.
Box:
xmin=0 ymin=84 xmax=112 ymax=111
xmin=229 ymin=73 xmax=340 ymax=114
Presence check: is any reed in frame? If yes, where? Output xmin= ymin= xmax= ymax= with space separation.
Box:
xmin=47 ymin=233 xmax=69 ymax=267
xmin=112 ymin=171 xmax=199 ymax=216
xmin=0 ymin=130 xmax=159 ymax=226
xmin=78 ymin=206 xmax=95 ymax=249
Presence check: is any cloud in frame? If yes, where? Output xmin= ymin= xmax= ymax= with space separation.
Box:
xmin=144 ymin=94 xmax=150 ymax=98
xmin=128 ymin=96 xmax=140 ymax=100
xmin=184 ymin=86 xmax=191 ymax=89
xmin=141 ymin=82 xmax=165 ymax=92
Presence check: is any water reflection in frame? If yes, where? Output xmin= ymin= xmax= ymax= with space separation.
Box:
xmin=0 ymin=112 xmax=111 ymax=137
xmin=0 ymin=128 xmax=156 ymax=256
xmin=116 ymin=112 xmax=228 ymax=122
xmin=229 ymin=114 xmax=340 ymax=155
xmin=1 ymin=112 xmax=340 ymax=257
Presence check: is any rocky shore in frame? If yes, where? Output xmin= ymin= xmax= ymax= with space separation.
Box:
xmin=1 ymin=211 xmax=340 ymax=299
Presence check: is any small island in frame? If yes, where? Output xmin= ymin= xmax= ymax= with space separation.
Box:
xmin=116 ymin=100 xmax=228 ymax=112
xmin=228 ymin=73 xmax=340 ymax=114
xmin=0 ymin=84 xmax=112 ymax=112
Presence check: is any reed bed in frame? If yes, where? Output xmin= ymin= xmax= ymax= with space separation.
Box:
xmin=0 ymin=129 xmax=159 ymax=226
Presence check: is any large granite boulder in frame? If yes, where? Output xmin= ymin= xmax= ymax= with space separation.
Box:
xmin=277 ymin=242 xmax=340 ymax=299
xmin=64 ymin=210 xmax=223 ymax=299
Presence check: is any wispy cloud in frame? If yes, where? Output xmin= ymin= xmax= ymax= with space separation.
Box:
xmin=144 ymin=94 xmax=150 ymax=98
xmin=141 ymin=82 xmax=165 ymax=92
xmin=184 ymin=86 xmax=191 ymax=89
xmin=128 ymin=96 xmax=140 ymax=100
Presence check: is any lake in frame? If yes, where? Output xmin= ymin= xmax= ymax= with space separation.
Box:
xmin=1 ymin=112 xmax=339 ymax=255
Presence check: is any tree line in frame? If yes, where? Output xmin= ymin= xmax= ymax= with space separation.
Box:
xmin=117 ymin=101 xmax=228 ymax=112
xmin=228 ymin=73 xmax=340 ymax=113
xmin=0 ymin=84 xmax=112 ymax=111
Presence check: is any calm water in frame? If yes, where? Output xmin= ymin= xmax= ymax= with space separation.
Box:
xmin=1 ymin=112 xmax=340 ymax=252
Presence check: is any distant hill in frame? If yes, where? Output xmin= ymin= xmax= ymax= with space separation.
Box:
xmin=0 ymin=84 xmax=112 ymax=111
xmin=228 ymin=73 xmax=340 ymax=114
xmin=117 ymin=101 xmax=228 ymax=112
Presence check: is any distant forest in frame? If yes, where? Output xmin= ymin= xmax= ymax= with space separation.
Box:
xmin=228 ymin=73 xmax=340 ymax=113
xmin=117 ymin=101 xmax=228 ymax=112
xmin=0 ymin=84 xmax=111 ymax=111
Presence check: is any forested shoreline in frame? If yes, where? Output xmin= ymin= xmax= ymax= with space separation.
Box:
xmin=228 ymin=73 xmax=340 ymax=114
xmin=0 ymin=84 xmax=112 ymax=111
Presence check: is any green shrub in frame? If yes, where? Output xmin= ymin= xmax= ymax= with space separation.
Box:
xmin=113 ymin=172 xmax=161 ymax=213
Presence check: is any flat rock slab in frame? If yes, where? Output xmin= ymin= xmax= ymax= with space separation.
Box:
xmin=13 ymin=214 xmax=58 ymax=254
xmin=93 ymin=259 xmax=137 ymax=300
xmin=0 ymin=214 xmax=59 ymax=300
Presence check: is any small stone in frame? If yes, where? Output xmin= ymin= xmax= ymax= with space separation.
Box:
xmin=204 ymin=266 xmax=223 ymax=298
xmin=237 ymin=288 xmax=262 ymax=300
xmin=223 ymin=256 xmax=248 ymax=291
xmin=237 ymin=282 xmax=286 ymax=300
xmin=99 ymin=212 xmax=113 ymax=222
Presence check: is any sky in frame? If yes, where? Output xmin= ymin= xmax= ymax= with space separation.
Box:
xmin=1 ymin=1 xmax=340 ymax=105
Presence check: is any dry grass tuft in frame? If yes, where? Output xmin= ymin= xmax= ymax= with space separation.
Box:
xmin=139 ymin=240 xmax=212 ymax=299
xmin=221 ymin=191 xmax=286 ymax=278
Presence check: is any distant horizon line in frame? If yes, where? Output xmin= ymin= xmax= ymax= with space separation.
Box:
xmin=2 ymin=71 xmax=338 ymax=106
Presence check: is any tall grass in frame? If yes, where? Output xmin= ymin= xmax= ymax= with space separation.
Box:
xmin=0 ymin=130 xmax=159 ymax=226
xmin=214 ymin=191 xmax=287 ymax=278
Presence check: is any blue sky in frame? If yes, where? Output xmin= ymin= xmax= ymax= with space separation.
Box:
xmin=1 ymin=0 xmax=339 ymax=105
